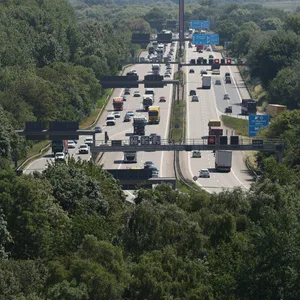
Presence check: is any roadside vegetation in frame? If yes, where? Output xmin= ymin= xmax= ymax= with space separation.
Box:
xmin=221 ymin=115 xmax=249 ymax=136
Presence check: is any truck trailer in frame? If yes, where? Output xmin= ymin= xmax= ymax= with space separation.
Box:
xmin=241 ymin=99 xmax=257 ymax=115
xmin=142 ymin=95 xmax=153 ymax=111
xmin=202 ymin=75 xmax=211 ymax=89
xmin=133 ymin=116 xmax=147 ymax=135
xmin=52 ymin=140 xmax=68 ymax=155
xmin=113 ymin=97 xmax=123 ymax=111
xmin=266 ymin=104 xmax=287 ymax=118
xmin=148 ymin=106 xmax=160 ymax=124
xmin=215 ymin=150 xmax=232 ymax=172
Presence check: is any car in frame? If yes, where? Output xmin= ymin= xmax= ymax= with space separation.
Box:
xmin=164 ymin=73 xmax=171 ymax=78
xmin=198 ymin=49 xmax=203 ymax=53
xmin=159 ymin=96 xmax=166 ymax=102
xmin=200 ymin=70 xmax=207 ymax=75
xmin=67 ymin=140 xmax=76 ymax=149
xmin=189 ymin=90 xmax=196 ymax=96
xmin=79 ymin=144 xmax=89 ymax=154
xmin=133 ymin=91 xmax=141 ymax=97
xmin=225 ymin=72 xmax=230 ymax=77
xmin=113 ymin=111 xmax=121 ymax=118
xmin=122 ymin=95 xmax=127 ymax=101
xmin=106 ymin=115 xmax=116 ymax=126
xmin=225 ymin=106 xmax=232 ymax=113
xmin=206 ymin=48 xmax=211 ymax=51
xmin=144 ymin=161 xmax=154 ymax=169
xmin=209 ymin=54 xmax=214 ymax=58
xmin=225 ymin=77 xmax=231 ymax=84
xmin=189 ymin=69 xmax=195 ymax=73
xmin=124 ymin=88 xmax=130 ymax=95
xmin=192 ymin=95 xmax=199 ymax=102
xmin=199 ymin=169 xmax=210 ymax=178
xmin=151 ymin=167 xmax=159 ymax=178
xmin=94 ymin=126 xmax=102 ymax=133
xmin=166 ymin=65 xmax=172 ymax=70
xmin=124 ymin=114 xmax=131 ymax=122
xmin=84 ymin=137 xmax=93 ymax=145
xmin=192 ymin=150 xmax=202 ymax=158
xmin=55 ymin=152 xmax=66 ymax=161
xmin=215 ymin=80 xmax=221 ymax=85
xmin=223 ymin=94 xmax=230 ymax=100
xmin=127 ymin=111 xmax=135 ymax=117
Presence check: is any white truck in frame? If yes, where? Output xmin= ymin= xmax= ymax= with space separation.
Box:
xmin=202 ymin=75 xmax=211 ymax=89
xmin=215 ymin=150 xmax=232 ymax=172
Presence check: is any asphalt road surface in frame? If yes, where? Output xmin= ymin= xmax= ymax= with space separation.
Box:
xmin=100 ymin=45 xmax=176 ymax=179
xmin=181 ymin=43 xmax=254 ymax=193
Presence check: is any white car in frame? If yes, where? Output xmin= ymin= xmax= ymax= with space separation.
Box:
xmin=55 ymin=152 xmax=66 ymax=161
xmin=127 ymin=111 xmax=135 ymax=117
xmin=84 ymin=137 xmax=93 ymax=145
xmin=113 ymin=111 xmax=121 ymax=118
xmin=199 ymin=169 xmax=210 ymax=178
xmin=106 ymin=115 xmax=116 ymax=126
xmin=67 ymin=140 xmax=76 ymax=149
xmin=133 ymin=91 xmax=141 ymax=97
xmin=79 ymin=144 xmax=89 ymax=154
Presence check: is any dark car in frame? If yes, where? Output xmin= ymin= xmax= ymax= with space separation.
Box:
xmin=189 ymin=89 xmax=196 ymax=96
xmin=225 ymin=77 xmax=231 ymax=84
xmin=94 ymin=126 xmax=102 ymax=133
xmin=189 ymin=69 xmax=195 ymax=73
xmin=124 ymin=114 xmax=131 ymax=122
xmin=144 ymin=161 xmax=154 ymax=169
xmin=200 ymin=70 xmax=207 ymax=76
xmin=122 ymin=95 xmax=127 ymax=101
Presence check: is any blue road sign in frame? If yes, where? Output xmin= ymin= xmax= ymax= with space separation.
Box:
xmin=248 ymin=115 xmax=269 ymax=137
xmin=192 ymin=34 xmax=219 ymax=45
xmin=190 ymin=20 xmax=210 ymax=29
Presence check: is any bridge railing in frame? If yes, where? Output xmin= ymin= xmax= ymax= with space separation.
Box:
xmin=94 ymin=138 xmax=283 ymax=147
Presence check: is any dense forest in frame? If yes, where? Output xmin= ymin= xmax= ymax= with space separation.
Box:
xmin=1 ymin=0 xmax=300 ymax=299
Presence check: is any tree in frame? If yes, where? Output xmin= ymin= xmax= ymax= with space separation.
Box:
xmin=248 ymin=30 xmax=300 ymax=86
xmin=126 ymin=18 xmax=151 ymax=33
xmin=267 ymin=66 xmax=300 ymax=109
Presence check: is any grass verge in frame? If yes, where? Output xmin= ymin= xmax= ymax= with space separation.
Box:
xmin=171 ymin=101 xmax=185 ymax=141
xmin=221 ymin=115 xmax=248 ymax=136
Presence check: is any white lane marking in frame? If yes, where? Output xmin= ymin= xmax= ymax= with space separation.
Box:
xmin=185 ymin=42 xmax=210 ymax=193
xmin=160 ymin=45 xmax=177 ymax=177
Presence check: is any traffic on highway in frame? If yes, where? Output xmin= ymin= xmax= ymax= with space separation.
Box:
xmin=24 ymin=31 xmax=255 ymax=193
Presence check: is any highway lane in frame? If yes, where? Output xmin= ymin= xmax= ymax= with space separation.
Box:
xmin=23 ymin=53 xmax=149 ymax=174
xmin=182 ymin=44 xmax=253 ymax=193
xmin=24 ymin=44 xmax=176 ymax=182
xmin=100 ymin=45 xmax=176 ymax=178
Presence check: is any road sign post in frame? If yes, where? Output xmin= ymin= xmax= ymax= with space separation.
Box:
xmin=248 ymin=115 xmax=269 ymax=137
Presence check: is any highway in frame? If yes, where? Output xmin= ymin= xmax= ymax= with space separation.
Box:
xmin=23 ymin=39 xmax=254 ymax=195
xmin=181 ymin=43 xmax=254 ymax=193
xmin=24 ymin=46 xmax=176 ymax=183
xmin=100 ymin=46 xmax=176 ymax=179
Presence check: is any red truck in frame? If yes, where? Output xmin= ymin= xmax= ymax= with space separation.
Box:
xmin=196 ymin=45 xmax=204 ymax=52
xmin=113 ymin=97 xmax=123 ymax=111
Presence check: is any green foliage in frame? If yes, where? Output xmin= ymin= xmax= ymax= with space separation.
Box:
xmin=0 ymin=260 xmax=48 ymax=300
xmin=248 ymin=30 xmax=300 ymax=86
xmin=267 ymin=65 xmax=300 ymax=109
xmin=48 ymin=235 xmax=127 ymax=300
